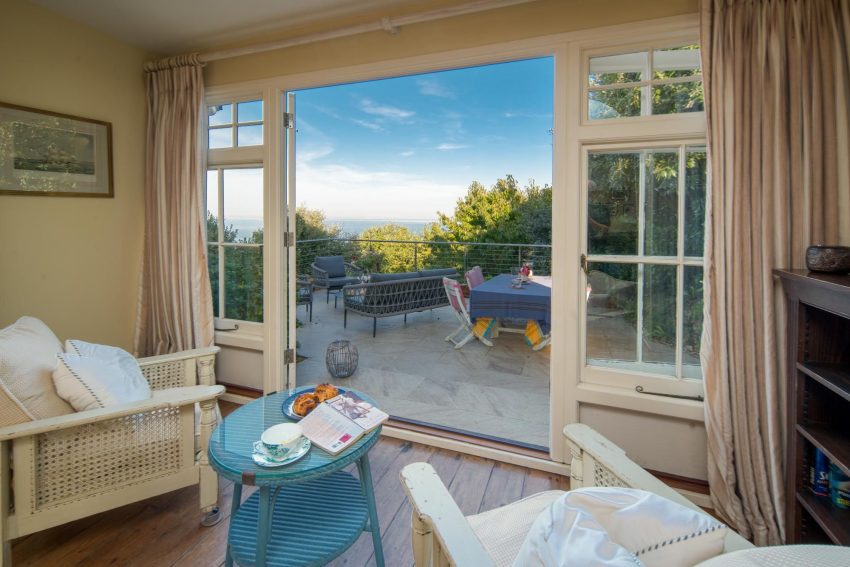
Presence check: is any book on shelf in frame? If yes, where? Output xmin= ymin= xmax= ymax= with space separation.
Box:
xmin=300 ymin=392 xmax=389 ymax=455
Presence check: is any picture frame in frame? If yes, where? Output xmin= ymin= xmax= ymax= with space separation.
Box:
xmin=0 ymin=101 xmax=113 ymax=197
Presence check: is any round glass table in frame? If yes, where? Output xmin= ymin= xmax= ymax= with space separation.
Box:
xmin=208 ymin=388 xmax=385 ymax=567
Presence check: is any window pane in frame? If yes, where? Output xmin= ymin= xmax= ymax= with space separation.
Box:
xmin=589 ymin=88 xmax=642 ymax=120
xmin=682 ymin=266 xmax=704 ymax=378
xmin=652 ymin=81 xmax=704 ymax=115
xmin=644 ymin=151 xmax=678 ymax=256
xmin=685 ymin=147 xmax=707 ymax=256
xmin=223 ymin=246 xmax=263 ymax=323
xmin=209 ymin=127 xmax=232 ymax=149
xmin=642 ymin=264 xmax=677 ymax=372
xmin=653 ymin=45 xmax=701 ymax=79
xmin=208 ymin=104 xmax=232 ymax=126
xmin=206 ymin=170 xmax=219 ymax=242
xmin=223 ymin=168 xmax=263 ymax=244
xmin=237 ymin=100 xmax=263 ymax=123
xmin=208 ymin=245 xmax=220 ymax=318
xmin=586 ymin=262 xmax=638 ymax=363
xmin=588 ymin=52 xmax=646 ymax=86
xmin=237 ymin=125 xmax=263 ymax=146
xmin=588 ymin=152 xmax=639 ymax=255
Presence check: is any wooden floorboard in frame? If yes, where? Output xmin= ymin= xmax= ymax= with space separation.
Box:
xmin=11 ymin=402 xmax=568 ymax=566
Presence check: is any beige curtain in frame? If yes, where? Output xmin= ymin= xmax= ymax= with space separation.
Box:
xmin=700 ymin=0 xmax=850 ymax=545
xmin=135 ymin=54 xmax=214 ymax=356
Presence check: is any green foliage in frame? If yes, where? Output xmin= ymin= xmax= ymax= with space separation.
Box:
xmin=357 ymin=224 xmax=424 ymax=273
xmin=206 ymin=211 xmax=264 ymax=322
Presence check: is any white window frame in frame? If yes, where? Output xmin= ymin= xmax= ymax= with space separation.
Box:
xmin=580 ymin=140 xmax=706 ymax=399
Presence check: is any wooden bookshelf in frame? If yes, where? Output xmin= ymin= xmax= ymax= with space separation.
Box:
xmin=776 ymin=270 xmax=850 ymax=545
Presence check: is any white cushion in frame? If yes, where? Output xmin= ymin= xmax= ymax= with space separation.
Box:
xmin=694 ymin=545 xmax=850 ymax=567
xmin=0 ymin=316 xmax=74 ymax=420
xmin=513 ymin=488 xmax=726 ymax=567
xmin=53 ymin=341 xmax=151 ymax=411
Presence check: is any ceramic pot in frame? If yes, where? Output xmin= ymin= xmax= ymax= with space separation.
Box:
xmin=806 ymin=245 xmax=850 ymax=274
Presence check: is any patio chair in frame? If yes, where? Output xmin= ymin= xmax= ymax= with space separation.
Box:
xmin=465 ymin=265 xmax=485 ymax=290
xmin=311 ymin=255 xmax=363 ymax=307
xmin=296 ymin=276 xmax=313 ymax=322
xmin=442 ymin=277 xmax=493 ymax=349
xmin=400 ymin=423 xmax=754 ymax=567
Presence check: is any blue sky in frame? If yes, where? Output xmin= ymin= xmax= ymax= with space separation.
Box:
xmin=295 ymin=56 xmax=553 ymax=220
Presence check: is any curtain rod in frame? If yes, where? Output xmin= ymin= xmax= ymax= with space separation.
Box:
xmin=197 ymin=0 xmax=537 ymax=63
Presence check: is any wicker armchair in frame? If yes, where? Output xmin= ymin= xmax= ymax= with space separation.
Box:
xmin=311 ymin=256 xmax=363 ymax=306
xmin=0 ymin=346 xmax=224 ymax=565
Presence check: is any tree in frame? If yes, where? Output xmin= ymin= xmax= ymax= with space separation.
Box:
xmin=358 ymin=224 xmax=425 ymax=273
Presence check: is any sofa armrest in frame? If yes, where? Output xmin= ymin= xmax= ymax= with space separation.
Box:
xmin=0 ymin=385 xmax=224 ymax=441
xmin=401 ymin=462 xmax=495 ymax=567
xmin=136 ymin=346 xmax=220 ymax=367
xmin=311 ymin=263 xmax=329 ymax=285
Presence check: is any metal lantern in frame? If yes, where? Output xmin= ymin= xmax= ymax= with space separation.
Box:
xmin=325 ymin=340 xmax=359 ymax=378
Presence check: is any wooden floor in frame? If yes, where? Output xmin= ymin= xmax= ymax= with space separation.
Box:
xmin=11 ymin=403 xmax=568 ymax=567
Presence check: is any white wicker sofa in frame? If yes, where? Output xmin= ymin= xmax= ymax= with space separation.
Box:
xmin=0 ymin=318 xmax=224 ymax=566
xmin=401 ymin=424 xmax=754 ymax=566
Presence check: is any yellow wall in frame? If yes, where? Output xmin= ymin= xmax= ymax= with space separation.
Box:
xmin=205 ymin=0 xmax=697 ymax=86
xmin=0 ymin=0 xmax=149 ymax=349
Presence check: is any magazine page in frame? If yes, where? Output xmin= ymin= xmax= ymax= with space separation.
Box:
xmin=327 ymin=392 xmax=389 ymax=432
xmin=299 ymin=403 xmax=363 ymax=455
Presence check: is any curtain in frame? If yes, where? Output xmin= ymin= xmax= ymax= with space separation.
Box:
xmin=135 ymin=54 xmax=214 ymax=356
xmin=700 ymin=0 xmax=850 ymax=545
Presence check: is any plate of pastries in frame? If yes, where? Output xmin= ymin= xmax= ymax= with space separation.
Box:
xmin=282 ymin=384 xmax=344 ymax=421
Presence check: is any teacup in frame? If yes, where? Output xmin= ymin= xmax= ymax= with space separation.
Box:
xmin=259 ymin=423 xmax=303 ymax=459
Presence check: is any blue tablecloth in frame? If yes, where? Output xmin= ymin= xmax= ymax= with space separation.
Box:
xmin=469 ymin=274 xmax=551 ymax=333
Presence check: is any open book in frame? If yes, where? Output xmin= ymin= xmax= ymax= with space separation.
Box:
xmin=299 ymin=392 xmax=389 ymax=455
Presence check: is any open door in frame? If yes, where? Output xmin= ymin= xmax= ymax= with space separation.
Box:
xmin=283 ymin=92 xmax=298 ymax=391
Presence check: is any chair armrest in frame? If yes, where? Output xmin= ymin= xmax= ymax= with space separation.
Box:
xmin=0 ymin=385 xmax=224 ymax=441
xmin=345 ymin=262 xmax=364 ymax=276
xmin=136 ymin=346 xmax=220 ymax=367
xmin=401 ymin=462 xmax=495 ymax=567
xmin=311 ymin=263 xmax=329 ymax=284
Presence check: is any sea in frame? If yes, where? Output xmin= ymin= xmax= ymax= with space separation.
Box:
xmin=224 ymin=218 xmax=435 ymax=240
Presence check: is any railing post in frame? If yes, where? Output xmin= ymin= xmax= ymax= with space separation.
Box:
xmin=463 ymin=245 xmax=469 ymax=274
xmin=518 ymin=246 xmax=523 ymax=267
xmin=414 ymin=242 xmax=418 ymax=271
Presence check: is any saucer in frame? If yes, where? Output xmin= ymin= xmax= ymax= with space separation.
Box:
xmin=251 ymin=437 xmax=311 ymax=468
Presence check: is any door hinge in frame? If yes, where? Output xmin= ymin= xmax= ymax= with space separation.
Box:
xmin=283 ymin=231 xmax=295 ymax=247
xmin=283 ymin=113 xmax=295 ymax=129
xmin=580 ymin=253 xmax=589 ymax=275
xmin=284 ymin=348 xmax=296 ymax=364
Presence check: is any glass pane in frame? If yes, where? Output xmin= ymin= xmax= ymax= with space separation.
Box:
xmin=206 ymin=170 xmax=218 ymax=242
xmin=644 ymin=151 xmax=679 ymax=256
xmin=208 ymin=245 xmax=219 ymax=318
xmin=588 ymin=51 xmax=646 ymax=86
xmin=208 ymin=104 xmax=232 ymax=126
xmin=223 ymin=246 xmax=263 ymax=323
xmin=589 ymin=88 xmax=642 ymax=120
xmin=223 ymin=168 xmax=263 ymax=244
xmin=682 ymin=266 xmax=704 ymax=373
xmin=685 ymin=147 xmax=708 ymax=257
xmin=652 ymin=81 xmax=704 ymax=115
xmin=587 ymin=152 xmax=639 ymax=255
xmin=653 ymin=45 xmax=701 ymax=79
xmin=237 ymin=125 xmax=263 ymax=147
xmin=209 ymin=127 xmax=232 ymax=149
xmin=642 ymin=264 xmax=677 ymax=372
xmin=237 ymin=100 xmax=263 ymax=123
xmin=586 ymin=262 xmax=638 ymax=363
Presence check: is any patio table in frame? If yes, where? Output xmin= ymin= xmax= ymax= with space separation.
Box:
xmin=469 ymin=273 xmax=552 ymax=334
xmin=209 ymin=387 xmax=384 ymax=567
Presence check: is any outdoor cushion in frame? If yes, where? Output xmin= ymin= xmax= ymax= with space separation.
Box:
xmin=314 ymin=256 xmax=347 ymax=278
xmin=0 ymin=316 xmax=74 ymax=420
xmin=369 ymin=271 xmax=420 ymax=283
xmin=327 ymin=276 xmax=361 ymax=289
xmin=419 ymin=268 xmax=457 ymax=278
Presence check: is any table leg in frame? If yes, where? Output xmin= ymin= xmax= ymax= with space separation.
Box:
xmin=225 ymin=483 xmax=243 ymax=567
xmin=256 ymin=486 xmax=272 ymax=567
xmin=357 ymin=455 xmax=385 ymax=567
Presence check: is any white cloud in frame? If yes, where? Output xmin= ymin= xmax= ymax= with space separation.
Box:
xmin=417 ymin=78 xmax=454 ymax=99
xmin=298 ymin=144 xmax=334 ymax=162
xmin=436 ymin=143 xmax=468 ymax=151
xmin=400 ymin=150 xmax=415 ymax=157
xmin=351 ymin=118 xmax=384 ymax=132
xmin=360 ymin=98 xmax=415 ymax=120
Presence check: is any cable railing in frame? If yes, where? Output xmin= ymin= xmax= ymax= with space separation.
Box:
xmin=296 ymin=237 xmax=552 ymax=279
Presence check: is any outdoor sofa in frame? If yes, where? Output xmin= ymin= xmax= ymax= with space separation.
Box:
xmin=342 ymin=268 xmax=457 ymax=336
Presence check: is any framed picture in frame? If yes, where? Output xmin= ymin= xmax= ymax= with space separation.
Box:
xmin=0 ymin=102 xmax=113 ymax=197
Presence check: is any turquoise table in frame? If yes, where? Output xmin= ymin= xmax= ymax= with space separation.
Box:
xmin=208 ymin=388 xmax=385 ymax=567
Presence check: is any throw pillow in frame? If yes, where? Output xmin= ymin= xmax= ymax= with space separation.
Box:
xmin=53 ymin=341 xmax=151 ymax=411
xmin=0 ymin=316 xmax=74 ymax=420
xmin=514 ymin=488 xmax=726 ymax=567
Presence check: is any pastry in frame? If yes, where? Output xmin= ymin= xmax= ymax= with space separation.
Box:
xmin=292 ymin=392 xmax=319 ymax=416
xmin=314 ymin=383 xmax=340 ymax=402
